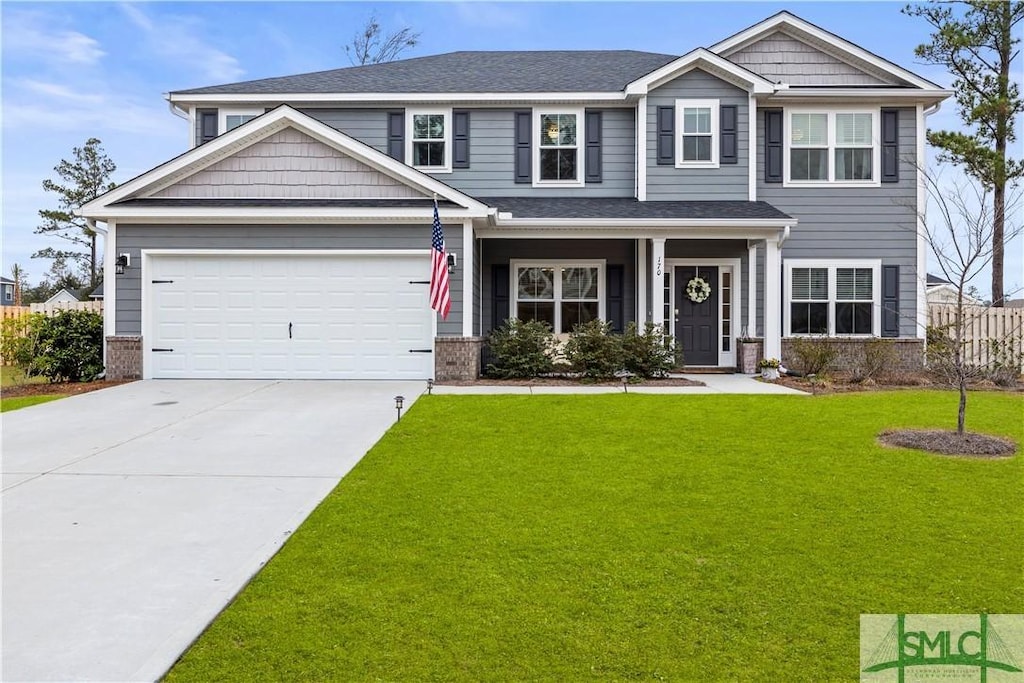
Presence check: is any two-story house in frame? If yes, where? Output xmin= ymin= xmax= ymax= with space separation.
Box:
xmin=80 ymin=11 xmax=951 ymax=381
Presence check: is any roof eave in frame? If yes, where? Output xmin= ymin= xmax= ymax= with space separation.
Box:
xmin=167 ymin=91 xmax=633 ymax=104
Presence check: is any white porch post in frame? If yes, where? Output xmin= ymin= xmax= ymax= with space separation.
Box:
xmin=763 ymin=237 xmax=781 ymax=359
xmin=651 ymin=238 xmax=666 ymax=331
xmin=747 ymin=241 xmax=757 ymax=337
xmin=462 ymin=220 xmax=473 ymax=337
xmin=636 ymin=238 xmax=647 ymax=325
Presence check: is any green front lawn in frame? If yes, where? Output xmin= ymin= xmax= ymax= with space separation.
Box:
xmin=167 ymin=392 xmax=1022 ymax=682
xmin=0 ymin=394 xmax=66 ymax=412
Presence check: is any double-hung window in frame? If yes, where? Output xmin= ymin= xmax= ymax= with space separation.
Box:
xmin=4 ymin=285 xmax=12 ymax=302
xmin=786 ymin=110 xmax=879 ymax=186
xmin=406 ymin=109 xmax=451 ymax=172
xmin=534 ymin=109 xmax=583 ymax=186
xmin=513 ymin=261 xmax=603 ymax=333
xmin=785 ymin=260 xmax=880 ymax=336
xmin=675 ymin=99 xmax=719 ymax=167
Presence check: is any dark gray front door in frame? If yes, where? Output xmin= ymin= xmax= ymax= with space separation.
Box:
xmin=675 ymin=266 xmax=718 ymax=366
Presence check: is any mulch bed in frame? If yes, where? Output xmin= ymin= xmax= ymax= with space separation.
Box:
xmin=1 ymin=379 xmax=132 ymax=398
xmin=442 ymin=376 xmax=705 ymax=387
xmin=770 ymin=373 xmax=1023 ymax=395
xmin=878 ymin=429 xmax=1017 ymax=458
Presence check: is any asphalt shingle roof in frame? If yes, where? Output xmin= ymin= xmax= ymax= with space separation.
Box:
xmin=488 ymin=197 xmax=793 ymax=221
xmin=171 ymin=51 xmax=678 ymax=95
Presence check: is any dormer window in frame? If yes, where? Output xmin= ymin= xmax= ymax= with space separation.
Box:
xmin=533 ymin=109 xmax=584 ymax=187
xmin=405 ymin=109 xmax=451 ymax=172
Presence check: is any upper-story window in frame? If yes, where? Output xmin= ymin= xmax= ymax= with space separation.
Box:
xmin=219 ymin=108 xmax=263 ymax=133
xmin=676 ymin=99 xmax=719 ymax=168
xmin=405 ymin=109 xmax=452 ymax=172
xmin=3 ymin=285 xmax=12 ymax=302
xmin=534 ymin=109 xmax=584 ymax=187
xmin=785 ymin=110 xmax=879 ymax=186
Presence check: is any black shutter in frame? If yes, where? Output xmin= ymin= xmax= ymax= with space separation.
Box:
xmin=606 ymin=265 xmax=625 ymax=333
xmin=453 ymin=110 xmax=470 ymax=169
xmin=881 ymin=265 xmax=900 ymax=337
xmin=387 ymin=111 xmax=405 ymax=161
xmin=764 ymin=109 xmax=783 ymax=183
xmin=198 ymin=109 xmax=218 ymax=144
xmin=585 ymin=110 xmax=602 ymax=183
xmin=720 ymin=105 xmax=738 ymax=164
xmin=657 ymin=106 xmax=674 ymax=165
xmin=491 ymin=264 xmax=511 ymax=331
xmin=514 ymin=111 xmax=532 ymax=183
xmin=881 ymin=108 xmax=900 ymax=183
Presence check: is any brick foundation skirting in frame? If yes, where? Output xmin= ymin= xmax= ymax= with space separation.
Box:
xmin=781 ymin=338 xmax=925 ymax=373
xmin=106 ymin=335 xmax=143 ymax=380
xmin=434 ymin=337 xmax=483 ymax=381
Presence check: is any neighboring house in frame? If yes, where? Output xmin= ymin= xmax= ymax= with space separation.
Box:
xmin=79 ymin=11 xmax=951 ymax=381
xmin=926 ymin=274 xmax=984 ymax=307
xmin=0 ymin=276 xmax=16 ymax=307
xmin=89 ymin=282 xmax=104 ymax=300
xmin=45 ymin=288 xmax=83 ymax=305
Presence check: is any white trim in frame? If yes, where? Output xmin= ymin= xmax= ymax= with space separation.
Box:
xmin=763 ymin=238 xmax=781 ymax=359
xmin=405 ymin=107 xmax=453 ymax=173
xmin=532 ymin=107 xmax=585 ymax=188
xmin=783 ymin=107 xmax=881 ymax=188
xmin=104 ymin=221 xmax=117 ymax=356
xmin=169 ymin=91 xmax=633 ymax=105
xmin=916 ymin=103 xmax=928 ymax=340
xmin=509 ymin=260 xmax=605 ymax=334
xmin=219 ymin=107 xmax=264 ymax=135
xmin=665 ymin=258 xmax=742 ymax=367
xmin=675 ymin=99 xmax=719 ymax=168
xmin=748 ymin=94 xmax=757 ymax=200
xmin=625 ymin=48 xmax=776 ymax=95
xmin=476 ymin=226 xmax=787 ymax=241
xmin=783 ymin=258 xmax=883 ymax=337
xmin=489 ymin=216 xmax=795 ymax=229
xmin=636 ymin=239 xmax=647 ymax=326
xmin=765 ymin=88 xmax=951 ymax=103
xmin=462 ymin=220 xmax=474 ymax=337
xmin=85 ymin=207 xmax=490 ymax=221
xmin=636 ymin=96 xmax=647 ymax=201
xmin=650 ymin=239 xmax=666 ymax=332
xmin=710 ymin=11 xmax=944 ymax=91
xmin=747 ymin=241 xmax=757 ymax=336
xmin=188 ymin=105 xmax=196 ymax=148
xmin=78 ymin=105 xmax=490 ymax=217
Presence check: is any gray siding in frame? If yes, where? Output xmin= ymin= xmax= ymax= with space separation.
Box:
xmin=299 ymin=108 xmax=389 ymax=151
xmin=664 ymin=239 xmax=752 ymax=334
xmin=756 ymin=107 xmax=919 ymax=336
xmin=646 ymin=69 xmax=749 ymax=200
xmin=727 ymin=32 xmax=896 ymax=86
xmin=155 ymin=128 xmax=422 ymax=199
xmin=115 ymin=224 xmax=464 ymax=337
xmin=480 ymin=239 xmax=636 ymax=335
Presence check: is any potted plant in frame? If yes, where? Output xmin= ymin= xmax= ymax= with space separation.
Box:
xmin=758 ymin=357 xmax=781 ymax=380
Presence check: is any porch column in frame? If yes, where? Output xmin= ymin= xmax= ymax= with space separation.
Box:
xmin=636 ymin=239 xmax=647 ymax=325
xmin=650 ymin=238 xmax=666 ymax=332
xmin=763 ymin=237 xmax=781 ymax=359
xmin=462 ymin=220 xmax=474 ymax=337
xmin=747 ymin=241 xmax=757 ymax=337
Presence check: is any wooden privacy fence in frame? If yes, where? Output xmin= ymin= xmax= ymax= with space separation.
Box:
xmin=28 ymin=301 xmax=103 ymax=315
xmin=1 ymin=306 xmax=31 ymax=320
xmin=928 ymin=304 xmax=1024 ymax=367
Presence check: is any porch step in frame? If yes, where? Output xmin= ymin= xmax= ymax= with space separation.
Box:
xmin=671 ymin=367 xmax=738 ymax=375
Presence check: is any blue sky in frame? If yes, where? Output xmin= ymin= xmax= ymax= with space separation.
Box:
xmin=1 ymin=1 xmax=1020 ymax=293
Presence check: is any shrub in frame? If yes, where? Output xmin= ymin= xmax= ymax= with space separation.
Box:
xmin=1 ymin=313 xmax=44 ymax=367
xmin=485 ymin=318 xmax=555 ymax=379
xmin=563 ymin=319 xmax=622 ymax=380
xmin=851 ymin=339 xmax=897 ymax=382
xmin=789 ymin=336 xmax=838 ymax=376
xmin=24 ymin=310 xmax=104 ymax=382
xmin=983 ymin=336 xmax=1023 ymax=387
xmin=620 ymin=322 xmax=680 ymax=378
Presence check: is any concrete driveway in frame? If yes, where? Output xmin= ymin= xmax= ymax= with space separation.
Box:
xmin=1 ymin=379 xmax=422 ymax=682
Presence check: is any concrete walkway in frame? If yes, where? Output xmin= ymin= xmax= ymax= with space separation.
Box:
xmin=432 ymin=373 xmax=807 ymax=395
xmin=1 ymin=379 xmax=421 ymax=682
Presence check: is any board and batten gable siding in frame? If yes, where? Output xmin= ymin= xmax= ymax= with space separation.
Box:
xmin=153 ymin=128 xmax=423 ymax=199
xmin=756 ymin=107 xmax=919 ymax=336
xmin=727 ymin=32 xmax=897 ymax=86
xmin=646 ymin=69 xmax=749 ymax=201
xmin=114 ymin=224 xmax=464 ymax=338
xmin=480 ymin=239 xmax=636 ymax=336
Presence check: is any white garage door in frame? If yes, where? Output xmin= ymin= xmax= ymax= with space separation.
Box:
xmin=147 ymin=253 xmax=434 ymax=379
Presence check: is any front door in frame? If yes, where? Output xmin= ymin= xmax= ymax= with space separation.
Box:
xmin=675 ymin=266 xmax=718 ymax=366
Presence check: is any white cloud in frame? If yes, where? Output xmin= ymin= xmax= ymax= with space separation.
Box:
xmin=450 ymin=2 xmax=529 ymax=29
xmin=117 ymin=3 xmax=244 ymax=83
xmin=2 ymin=11 xmax=106 ymax=65
xmin=15 ymin=79 xmax=105 ymax=105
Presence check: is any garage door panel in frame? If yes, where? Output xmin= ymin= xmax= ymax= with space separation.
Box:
xmin=150 ymin=253 xmax=434 ymax=379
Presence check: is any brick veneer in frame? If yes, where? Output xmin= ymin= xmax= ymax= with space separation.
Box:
xmin=780 ymin=338 xmax=925 ymax=373
xmin=434 ymin=336 xmax=483 ymax=381
xmin=106 ymin=335 xmax=143 ymax=380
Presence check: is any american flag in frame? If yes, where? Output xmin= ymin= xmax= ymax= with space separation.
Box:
xmin=429 ymin=199 xmax=451 ymax=319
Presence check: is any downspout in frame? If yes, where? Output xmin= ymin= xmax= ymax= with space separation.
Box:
xmin=778 ymin=224 xmax=791 ymax=247
xmin=168 ymin=100 xmax=189 ymax=121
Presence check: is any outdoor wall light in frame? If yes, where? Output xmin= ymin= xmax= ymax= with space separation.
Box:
xmin=447 ymin=253 xmax=457 ymax=273
xmin=394 ymin=395 xmax=405 ymax=421
xmin=115 ymin=253 xmax=131 ymax=275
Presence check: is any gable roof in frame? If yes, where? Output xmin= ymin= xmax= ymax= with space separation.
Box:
xmin=0 ymin=276 xmax=14 ymax=285
xmin=625 ymin=48 xmax=776 ymax=95
xmin=710 ymin=11 xmax=943 ymax=90
xmin=79 ymin=105 xmax=491 ymax=220
xmin=170 ymin=51 xmax=678 ymax=97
